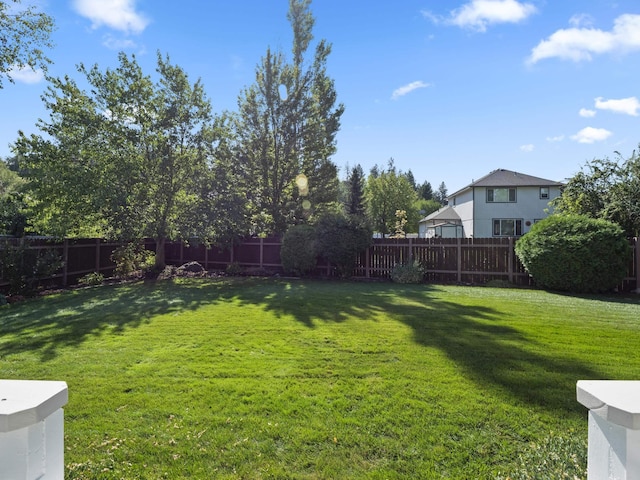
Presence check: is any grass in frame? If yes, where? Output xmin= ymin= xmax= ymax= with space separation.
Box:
xmin=1 ymin=278 xmax=639 ymax=479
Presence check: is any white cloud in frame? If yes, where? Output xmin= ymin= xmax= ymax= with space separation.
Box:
xmin=571 ymin=127 xmax=612 ymax=144
xmin=7 ymin=65 xmax=44 ymax=84
xmin=424 ymin=0 xmax=537 ymax=32
xmin=102 ymin=34 xmax=138 ymax=50
xmin=595 ymin=96 xmax=640 ymax=116
xmin=546 ymin=135 xmax=565 ymax=142
xmin=579 ymin=108 xmax=596 ymax=118
xmin=528 ymin=14 xmax=640 ymax=64
xmin=569 ymin=14 xmax=595 ymax=28
xmin=391 ymin=81 xmax=431 ymax=100
xmin=72 ymin=0 xmax=149 ymax=34
xmin=520 ymin=144 xmax=534 ymax=152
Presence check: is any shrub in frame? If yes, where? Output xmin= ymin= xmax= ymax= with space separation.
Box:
xmin=281 ymin=224 xmax=318 ymax=276
xmin=111 ymin=243 xmax=155 ymax=278
xmin=315 ymin=213 xmax=372 ymax=277
xmin=0 ymin=240 xmax=64 ymax=296
xmin=78 ymin=272 xmax=104 ymax=286
xmin=391 ymin=260 xmax=424 ymax=284
xmin=515 ymin=214 xmax=630 ymax=293
xmin=225 ymin=262 xmax=243 ymax=276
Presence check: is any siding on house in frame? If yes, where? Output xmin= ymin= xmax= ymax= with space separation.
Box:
xmin=442 ymin=169 xmax=563 ymax=238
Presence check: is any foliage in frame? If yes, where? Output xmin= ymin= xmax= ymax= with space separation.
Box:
xmin=515 ymin=214 xmax=629 ymax=293
xmin=225 ymin=262 xmax=243 ymax=276
xmin=365 ymin=160 xmax=418 ymax=236
xmin=552 ymin=149 xmax=640 ymax=236
xmin=434 ymin=181 xmax=448 ymax=205
xmin=7 ymin=280 xmax=639 ymax=477
xmin=0 ymin=159 xmax=29 ymax=235
xmin=417 ymin=180 xmax=434 ymax=200
xmin=15 ymin=52 xmax=236 ymax=268
xmin=78 ymin=272 xmax=104 ymax=287
xmin=391 ymin=209 xmax=408 ymax=238
xmin=415 ymin=198 xmax=442 ymax=219
xmin=391 ymin=260 xmax=424 ymax=284
xmin=234 ymin=0 xmax=344 ymax=234
xmin=280 ymin=224 xmax=318 ymax=276
xmin=0 ymin=0 xmax=54 ymax=88
xmin=315 ymin=212 xmax=372 ymax=277
xmin=110 ymin=243 xmax=154 ymax=278
xmin=346 ymin=164 xmax=366 ymax=216
xmin=0 ymin=239 xmax=63 ymax=295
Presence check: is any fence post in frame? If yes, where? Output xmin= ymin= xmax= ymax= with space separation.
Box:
xmin=408 ymin=238 xmax=413 ymax=262
xmin=635 ymin=238 xmax=639 ymax=293
xmin=365 ymin=246 xmax=371 ymax=279
xmin=0 ymin=379 xmax=69 ymax=479
xmin=62 ymin=240 xmax=69 ymax=286
xmin=95 ymin=239 xmax=101 ymax=273
xmin=260 ymin=238 xmax=264 ymax=269
xmin=457 ymin=238 xmax=462 ymax=283
xmin=577 ymin=380 xmax=640 ymax=479
xmin=508 ymin=237 xmax=514 ymax=283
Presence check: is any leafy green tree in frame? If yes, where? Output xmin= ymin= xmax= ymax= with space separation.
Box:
xmin=0 ymin=0 xmax=54 ymax=87
xmin=415 ymin=198 xmax=442 ymax=219
xmin=553 ymin=150 xmax=640 ymax=237
xmin=365 ymin=162 xmax=418 ymax=236
xmin=15 ymin=52 xmax=233 ymax=267
xmin=0 ymin=158 xmax=29 ymax=235
xmin=234 ymin=0 xmax=344 ymax=234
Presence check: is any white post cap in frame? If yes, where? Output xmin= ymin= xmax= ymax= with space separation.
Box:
xmin=577 ymin=380 xmax=640 ymax=430
xmin=0 ymin=380 xmax=68 ymax=433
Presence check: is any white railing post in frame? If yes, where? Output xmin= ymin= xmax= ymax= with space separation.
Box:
xmin=577 ymin=380 xmax=640 ymax=479
xmin=0 ymin=380 xmax=69 ymax=480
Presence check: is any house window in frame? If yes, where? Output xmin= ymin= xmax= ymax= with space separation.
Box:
xmin=540 ymin=187 xmax=549 ymax=199
xmin=487 ymin=188 xmax=516 ymax=203
xmin=493 ymin=219 xmax=523 ymax=236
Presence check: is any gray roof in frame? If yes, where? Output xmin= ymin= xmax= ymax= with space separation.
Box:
xmin=419 ymin=205 xmax=460 ymax=223
xmin=449 ymin=168 xmax=564 ymax=198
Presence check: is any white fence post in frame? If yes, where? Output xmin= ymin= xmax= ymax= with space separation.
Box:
xmin=577 ymin=380 xmax=640 ymax=479
xmin=0 ymin=380 xmax=69 ymax=480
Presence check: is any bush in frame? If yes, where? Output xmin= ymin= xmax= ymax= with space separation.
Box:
xmin=515 ymin=214 xmax=630 ymax=293
xmin=0 ymin=240 xmax=64 ymax=296
xmin=78 ymin=272 xmax=104 ymax=286
xmin=391 ymin=260 xmax=424 ymax=284
xmin=111 ymin=243 xmax=155 ymax=278
xmin=280 ymin=224 xmax=318 ymax=276
xmin=225 ymin=262 xmax=243 ymax=276
xmin=315 ymin=213 xmax=372 ymax=277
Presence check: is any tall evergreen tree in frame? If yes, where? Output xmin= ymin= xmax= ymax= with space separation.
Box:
xmin=235 ymin=0 xmax=344 ymax=234
xmin=347 ymin=164 xmax=365 ymax=216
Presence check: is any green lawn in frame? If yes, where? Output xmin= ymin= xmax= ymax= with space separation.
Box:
xmin=1 ymin=279 xmax=639 ymax=479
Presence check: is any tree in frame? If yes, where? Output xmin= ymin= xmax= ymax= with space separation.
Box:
xmin=417 ymin=180 xmax=433 ymax=200
xmin=315 ymin=212 xmax=372 ymax=277
xmin=0 ymin=158 xmax=28 ymax=235
xmin=16 ymin=52 xmax=234 ymax=267
xmin=434 ymin=181 xmax=448 ymax=205
xmin=346 ymin=164 xmax=365 ymax=216
xmin=0 ymin=0 xmax=54 ymax=88
xmin=235 ymin=0 xmax=344 ymax=234
xmin=364 ymin=162 xmax=418 ymax=236
xmin=553 ymin=149 xmax=640 ymax=237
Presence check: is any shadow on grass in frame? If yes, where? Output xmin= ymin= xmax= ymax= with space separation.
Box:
xmin=224 ymin=280 xmax=602 ymax=414
xmin=1 ymin=278 xmax=603 ymax=413
xmin=0 ymin=280 xmax=222 ymax=361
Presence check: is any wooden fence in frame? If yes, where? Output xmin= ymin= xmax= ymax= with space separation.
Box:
xmin=1 ymin=236 xmax=639 ymax=293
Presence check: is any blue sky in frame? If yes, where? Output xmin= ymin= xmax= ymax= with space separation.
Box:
xmin=2 ymin=0 xmax=640 ymax=193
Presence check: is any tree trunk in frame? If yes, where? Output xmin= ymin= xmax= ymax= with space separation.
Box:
xmin=155 ymin=237 xmax=166 ymax=269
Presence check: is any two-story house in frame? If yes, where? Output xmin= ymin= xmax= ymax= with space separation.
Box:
xmin=419 ymin=169 xmax=563 ymax=238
